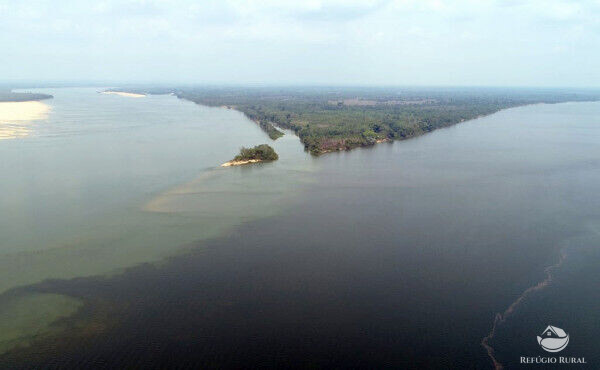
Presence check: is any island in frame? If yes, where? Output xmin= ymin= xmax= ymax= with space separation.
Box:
xmin=221 ymin=144 xmax=279 ymax=167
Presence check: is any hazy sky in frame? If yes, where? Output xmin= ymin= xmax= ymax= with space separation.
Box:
xmin=2 ymin=0 xmax=599 ymax=86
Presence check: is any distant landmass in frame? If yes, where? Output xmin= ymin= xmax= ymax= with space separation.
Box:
xmin=0 ymin=90 xmax=53 ymax=102
xmin=108 ymin=87 xmax=600 ymax=155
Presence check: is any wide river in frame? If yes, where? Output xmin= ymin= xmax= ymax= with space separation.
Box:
xmin=1 ymin=88 xmax=599 ymax=368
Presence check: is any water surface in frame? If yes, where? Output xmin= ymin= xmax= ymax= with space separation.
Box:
xmin=0 ymin=87 xmax=315 ymax=352
xmin=2 ymin=99 xmax=600 ymax=368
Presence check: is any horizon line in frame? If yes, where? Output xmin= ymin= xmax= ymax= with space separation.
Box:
xmin=3 ymin=81 xmax=600 ymax=91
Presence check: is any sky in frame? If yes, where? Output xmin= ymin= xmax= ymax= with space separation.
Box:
xmin=1 ymin=0 xmax=600 ymax=87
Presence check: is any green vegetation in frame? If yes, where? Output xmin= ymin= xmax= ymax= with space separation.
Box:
xmin=0 ymin=90 xmax=53 ymax=102
xmin=116 ymin=86 xmax=600 ymax=154
xmin=233 ymin=144 xmax=278 ymax=162
xmin=255 ymin=118 xmax=284 ymax=140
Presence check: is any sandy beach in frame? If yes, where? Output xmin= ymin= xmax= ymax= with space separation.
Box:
xmin=102 ymin=91 xmax=146 ymax=98
xmin=221 ymin=159 xmax=262 ymax=167
xmin=0 ymin=101 xmax=51 ymax=140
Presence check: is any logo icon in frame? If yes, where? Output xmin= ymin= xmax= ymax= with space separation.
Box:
xmin=537 ymin=325 xmax=569 ymax=353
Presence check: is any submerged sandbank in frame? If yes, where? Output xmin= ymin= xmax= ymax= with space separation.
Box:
xmin=0 ymin=293 xmax=82 ymax=355
xmin=101 ymin=91 xmax=146 ymax=98
xmin=0 ymin=101 xmax=51 ymax=140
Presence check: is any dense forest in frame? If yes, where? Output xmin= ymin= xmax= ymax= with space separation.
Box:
xmin=114 ymin=86 xmax=600 ymax=154
xmin=0 ymin=90 xmax=53 ymax=102
xmin=233 ymin=144 xmax=278 ymax=161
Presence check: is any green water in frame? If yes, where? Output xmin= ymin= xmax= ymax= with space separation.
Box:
xmin=0 ymin=293 xmax=83 ymax=355
xmin=0 ymin=87 xmax=316 ymax=351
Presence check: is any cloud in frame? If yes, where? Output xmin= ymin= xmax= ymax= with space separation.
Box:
xmin=1 ymin=0 xmax=599 ymax=86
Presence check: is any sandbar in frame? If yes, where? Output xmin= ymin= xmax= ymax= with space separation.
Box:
xmin=102 ymin=91 xmax=146 ymax=98
xmin=221 ymin=159 xmax=262 ymax=167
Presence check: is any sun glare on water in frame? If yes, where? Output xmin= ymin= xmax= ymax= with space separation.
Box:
xmin=0 ymin=101 xmax=51 ymax=140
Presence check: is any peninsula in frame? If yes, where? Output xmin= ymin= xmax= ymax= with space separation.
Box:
xmin=108 ymin=87 xmax=600 ymax=155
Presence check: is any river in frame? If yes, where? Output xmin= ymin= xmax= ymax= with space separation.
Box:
xmin=1 ymin=90 xmax=599 ymax=368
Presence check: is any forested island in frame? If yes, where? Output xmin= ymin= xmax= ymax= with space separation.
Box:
xmin=0 ymin=90 xmax=53 ymax=102
xmin=110 ymin=87 xmax=600 ymax=154
xmin=222 ymin=144 xmax=278 ymax=167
